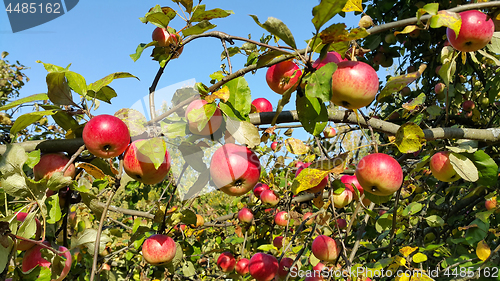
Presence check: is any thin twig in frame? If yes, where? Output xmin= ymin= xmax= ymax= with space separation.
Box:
xmin=221 ymin=39 xmax=232 ymax=74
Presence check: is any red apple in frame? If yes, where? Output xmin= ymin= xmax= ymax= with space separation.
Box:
xmin=33 ymin=153 xmax=76 ymax=181
xmin=238 ymin=207 xmax=254 ymax=223
xmin=295 ymin=163 xmax=327 ymax=193
xmin=152 ymin=27 xmax=183 ymax=58
xmin=22 ymin=242 xmax=72 ymax=281
xmin=330 ymin=61 xmax=379 ymax=110
xmin=312 ymin=52 xmax=346 ymax=69
xmin=323 ymin=127 xmax=336 ymax=138
xmin=15 ymin=212 xmax=41 ymax=251
xmin=123 ymin=139 xmax=171 ymax=185
xmin=429 ymin=151 xmax=460 ymax=182
xmin=276 ymin=257 xmax=297 ymax=280
xmin=274 ymin=211 xmax=289 ymax=227
xmin=379 ymin=210 xmax=387 ymax=216
xmin=217 ymin=252 xmax=236 ymax=272
xmin=462 ymin=100 xmax=476 ymax=111
xmin=435 ymin=83 xmax=445 ymax=94
xmin=303 ymin=212 xmax=315 ymax=225
xmin=82 ymin=114 xmax=131 ymax=158
xmin=305 ymin=262 xmax=327 ymax=281
xmin=332 ymin=188 xmax=353 ymax=208
xmin=251 ymin=98 xmax=273 ymax=113
xmin=355 ymin=153 xmax=404 ymax=196
xmin=185 ymin=99 xmax=222 ymax=135
xmin=266 ymin=60 xmax=302 ymax=95
xmin=335 ymin=218 xmax=347 ymax=229
xmin=260 ymin=190 xmax=280 ymax=206
xmin=271 ymin=141 xmax=279 ymax=152
xmin=210 ymin=143 xmax=261 ymax=196
xmin=446 ymin=10 xmax=494 ymax=52
xmin=235 ymin=258 xmax=250 ymax=275
xmin=273 ymin=236 xmax=285 ymax=249
xmin=142 ymin=234 xmax=176 ymax=265
xmin=485 ymin=197 xmax=497 ymax=211
xmin=253 ymin=183 xmax=270 ymax=198
xmin=311 ymin=235 xmax=341 ymax=262
xmin=248 ymin=253 xmax=279 ymax=281
xmin=341 ymin=175 xmax=364 ymax=200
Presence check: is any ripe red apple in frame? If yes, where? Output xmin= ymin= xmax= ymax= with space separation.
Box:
xmin=152 ymin=27 xmax=183 ymax=58
xmin=266 ymin=60 xmax=302 ymax=95
xmin=33 ymin=153 xmax=76 ymax=181
xmin=446 ymin=10 xmax=494 ymax=52
xmin=235 ymin=258 xmax=250 ymax=275
xmin=271 ymin=141 xmax=279 ymax=152
xmin=274 ymin=211 xmax=289 ymax=226
xmin=312 ymin=52 xmax=346 ymax=69
xmin=22 ymin=242 xmax=72 ymax=281
xmin=273 ymin=236 xmax=284 ymax=249
xmin=429 ymin=151 xmax=461 ymax=182
xmin=185 ymin=99 xmax=222 ymax=135
xmin=330 ymin=61 xmax=379 ymax=110
xmin=355 ymin=153 xmax=404 ymax=196
xmin=142 ymin=234 xmax=176 ymax=265
xmin=303 ymin=212 xmax=315 ymax=225
xmin=341 ymin=175 xmax=364 ymax=200
xmin=332 ymin=188 xmax=353 ymax=208
xmin=248 ymin=253 xmax=279 ymax=281
xmin=251 ymin=98 xmax=273 ymax=113
xmin=311 ymin=235 xmax=341 ymax=262
xmin=253 ymin=183 xmax=270 ymax=198
xmin=323 ymin=127 xmax=336 ymax=138
xmin=82 ymin=114 xmax=131 ymax=158
xmin=217 ymin=252 xmax=236 ymax=272
xmin=260 ymin=190 xmax=280 ymax=206
xmin=295 ymin=163 xmax=327 ymax=193
xmin=123 ymin=139 xmax=171 ymax=185
xmin=335 ymin=218 xmax=347 ymax=229
xmin=210 ymin=143 xmax=261 ymax=196
xmin=15 ymin=212 xmax=41 ymax=251
xmin=305 ymin=262 xmax=327 ymax=281
xmin=485 ymin=197 xmax=497 ymax=210
xmin=238 ymin=207 xmax=254 ymax=223
xmin=276 ymin=257 xmax=297 ymax=280
xmin=462 ymin=100 xmax=476 ymax=111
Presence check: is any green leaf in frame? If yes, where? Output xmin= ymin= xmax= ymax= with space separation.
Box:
xmin=305 ymin=62 xmax=336 ymax=102
xmin=182 ymin=261 xmax=196 ymax=277
xmin=37 ymin=60 xmax=69 ymax=73
xmin=395 ymin=122 xmax=426 ymax=153
xmin=429 ymin=11 xmax=461 ymax=37
xmin=88 ymin=72 xmax=138 ymax=95
xmin=26 ymin=150 xmax=41 ymax=169
xmin=378 ymin=71 xmax=422 ymax=102
xmin=417 ymin=3 xmax=439 ymax=21
xmin=319 ymin=23 xmax=369 ymax=44
xmin=0 ymin=144 xmax=28 ymax=174
xmin=225 ymin=117 xmax=261 ymax=149
xmin=46 ymin=194 xmax=62 ymax=224
xmin=403 ymin=202 xmax=423 ymax=216
xmin=375 ymin=213 xmax=392 ymax=233
xmin=438 ymin=48 xmax=458 ymax=86
xmin=178 ymin=142 xmax=207 ymax=173
xmin=135 ymin=138 xmax=168 ymax=170
xmin=70 ymin=228 xmax=112 ymax=254
xmin=487 ymin=32 xmax=500 ymax=53
xmin=425 ymin=215 xmax=444 ymax=227
xmin=191 ymin=5 xmax=233 ymax=22
xmin=46 ymin=72 xmax=76 ymax=106
xmin=296 ymin=94 xmax=328 ymax=136
xmin=224 ymin=76 xmax=252 ymax=118
xmin=187 ymin=102 xmax=216 ymax=132
xmin=1 ymin=174 xmax=30 ymax=198
xmin=250 ymin=15 xmax=297 ymax=49
xmin=87 ymin=86 xmax=117 ymax=104
xmin=161 ymin=121 xmax=187 ymax=138
xmin=311 ymin=0 xmax=349 ymax=31
xmin=465 ymin=219 xmax=489 ymax=246
xmin=114 ymin=108 xmax=147 ymax=137
xmin=130 ymin=42 xmax=156 ymax=62
xmin=449 ymin=152 xmax=479 ymax=182
xmin=256 ymin=50 xmax=289 ymax=68
xmin=364 ymin=191 xmax=392 ymax=204
xmin=47 ymin=172 xmax=73 ymax=192
xmin=172 ymin=0 xmax=193 ymax=13
xmin=181 ymin=209 xmax=197 ymax=225
xmin=0 ymin=93 xmax=49 ymax=111
xmin=477 ymin=49 xmax=500 ymax=66
xmin=257 ymin=244 xmax=278 ymax=252
xmin=65 ymin=71 xmax=87 ymax=96
xmin=182 ymin=20 xmax=217 ymax=36
xmin=468 ymin=151 xmax=498 ymax=187
xmin=0 ymin=236 xmax=13 ymax=273
xmin=140 ymin=5 xmax=176 ymax=28
xmin=16 ymin=211 xmax=37 ymax=240
xmin=11 ymin=110 xmax=59 ymax=137
xmin=40 ymin=105 xmax=80 ymax=131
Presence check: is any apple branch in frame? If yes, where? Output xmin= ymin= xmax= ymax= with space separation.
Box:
xmin=220 ymin=39 xmax=233 ymax=74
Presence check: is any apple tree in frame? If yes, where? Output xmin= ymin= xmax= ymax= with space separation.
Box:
xmin=1 ymin=0 xmax=500 ymax=281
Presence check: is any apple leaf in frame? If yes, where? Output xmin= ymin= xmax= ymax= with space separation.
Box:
xmin=311 ymin=0 xmax=349 ymax=31
xmin=364 ymin=191 xmax=392 ymax=204
xmin=0 ymin=236 xmax=13 ymax=274
xmin=305 ymin=62 xmax=336 ymax=102
xmin=402 ymin=93 xmax=426 ymax=112
xmin=181 ymin=209 xmax=197 ymax=225
xmin=75 ymin=163 xmax=106 ymax=180
xmin=449 ymin=152 xmax=479 ymax=182
xmin=1 ymin=174 xmax=30 ymax=198
xmin=425 ymin=215 xmax=444 ymax=227
xmin=439 ymin=48 xmax=458 ymax=86
xmin=223 ymin=77 xmax=252 ymax=118
xmin=487 ymin=32 xmax=500 ymax=53
xmin=205 ymin=86 xmax=230 ymax=103
xmin=136 ymin=138 xmax=168 ymax=170
xmin=172 ymin=0 xmax=193 ymax=14
xmin=412 ymin=252 xmax=428 ymax=263
xmin=114 ymin=108 xmax=147 ymax=137
xmin=0 ymin=93 xmax=48 ymax=111
xmin=296 ymin=94 xmax=328 ymax=136
xmin=256 ymin=50 xmax=289 ymax=68
xmin=47 ymin=172 xmax=74 ymax=192
xmin=86 ymin=85 xmax=117 ymax=104
xmin=178 ymin=142 xmax=207 ymax=173
xmin=319 ymin=23 xmax=369 ymax=44
xmin=161 ymin=121 xmax=188 ymax=138
xmin=186 ymin=102 xmax=216 ymax=132
xmin=16 ymin=211 xmax=37 ymax=241
xmin=182 ymin=20 xmax=217 ymax=37
xmin=190 ymin=4 xmax=233 ymax=22
xmin=65 ymin=71 xmax=87 ymax=96
xmin=26 ymin=150 xmax=41 ymax=169
xmin=342 ymin=0 xmax=362 ymax=12
xmin=446 ymin=139 xmax=478 ymax=154
xmin=476 ymin=240 xmax=491 ymax=261
xmin=395 ymin=122 xmax=426 ymax=153
xmin=182 ymin=261 xmax=196 ymax=277
xmin=250 ymin=15 xmax=297 ymax=49
xmin=285 ymin=138 xmax=309 ymax=155
xmin=417 ymin=3 xmax=439 ymax=21
xmin=378 ymin=65 xmax=424 ymax=102
xmin=46 ymin=72 xmax=76 ymax=106
xmin=140 ymin=5 xmax=176 ymax=28
xmin=429 ymin=11 xmax=461 ymax=38
xmin=467 ymin=150 xmax=498 ymax=187
xmin=291 ymin=168 xmax=329 ymax=195
xmin=0 ymin=144 xmax=28 ymax=174
xmin=46 ymin=194 xmax=62 ymax=224
xmin=394 ymin=25 xmax=418 ymax=36
xmin=10 ymin=109 xmax=59 ymax=137
xmin=375 ymin=213 xmax=392 ymax=233
xmin=477 ymin=49 xmax=500 ymax=66
xmin=130 ymin=42 xmax=156 ymax=62
xmin=37 ymin=60 xmax=70 ymax=73
xmin=70 ymin=228 xmax=112 ymax=254
xmin=403 ymin=202 xmax=423 ymax=217
xmin=225 ymin=117 xmax=260 ymax=148
xmin=88 ymin=72 xmax=138 ymax=96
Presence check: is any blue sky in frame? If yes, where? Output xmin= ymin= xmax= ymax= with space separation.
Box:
xmin=0 ymin=1 xmax=360 ymax=120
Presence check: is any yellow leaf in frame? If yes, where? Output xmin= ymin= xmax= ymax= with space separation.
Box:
xmin=412 ymin=252 xmax=428 ymax=263
xmin=205 ymin=86 xmax=230 ymax=103
xmin=395 ymin=274 xmax=411 ymax=281
xmin=76 ymin=162 xmax=106 ymax=180
xmin=394 ymin=256 xmax=406 ymax=266
xmin=342 ymin=0 xmax=363 ymax=12
xmin=285 ymin=138 xmax=309 ymax=155
xmin=394 ymin=25 xmax=418 ymax=36
xmin=313 ymin=194 xmax=324 ymax=208
xmin=400 ymin=246 xmax=418 ymax=257
xmin=476 ymin=240 xmax=491 ymax=261
xmin=410 ymin=271 xmax=434 ymax=281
